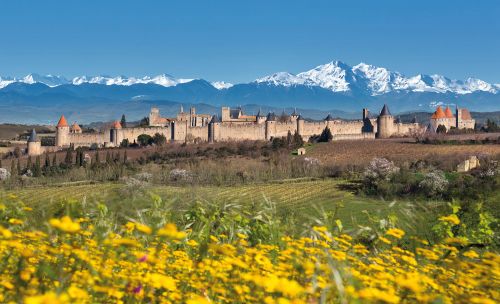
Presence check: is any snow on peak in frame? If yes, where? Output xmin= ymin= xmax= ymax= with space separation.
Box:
xmin=255 ymin=72 xmax=306 ymax=86
xmin=71 ymin=74 xmax=193 ymax=87
xmin=297 ymin=61 xmax=351 ymax=92
xmin=255 ymin=61 xmax=498 ymax=95
xmin=211 ymin=81 xmax=233 ymax=90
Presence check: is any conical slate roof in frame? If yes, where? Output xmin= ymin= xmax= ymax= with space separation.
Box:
xmin=28 ymin=129 xmax=39 ymax=142
xmin=297 ymin=115 xmax=304 ymax=121
xmin=256 ymin=109 xmax=265 ymax=118
xmin=324 ymin=114 xmax=334 ymax=121
xmin=291 ymin=108 xmax=298 ymax=116
xmin=210 ymin=115 xmax=221 ymax=123
xmin=266 ymin=112 xmax=276 ymax=121
xmin=380 ymin=104 xmax=391 ymax=116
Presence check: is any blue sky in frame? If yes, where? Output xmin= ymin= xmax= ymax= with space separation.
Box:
xmin=1 ymin=0 xmax=499 ymax=83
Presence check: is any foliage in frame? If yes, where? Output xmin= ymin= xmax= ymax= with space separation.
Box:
xmin=318 ymin=126 xmax=333 ymax=142
xmin=137 ymin=134 xmax=154 ymax=146
xmin=120 ymin=114 xmax=127 ymax=128
xmin=436 ymin=124 xmax=447 ymax=134
xmin=153 ymin=133 xmax=167 ymax=146
xmin=481 ymin=119 xmax=499 ymax=132
xmin=418 ymin=170 xmax=448 ymax=197
xmin=0 ymin=196 xmax=497 ymax=303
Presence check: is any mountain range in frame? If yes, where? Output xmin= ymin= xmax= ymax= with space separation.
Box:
xmin=0 ymin=60 xmax=499 ymax=124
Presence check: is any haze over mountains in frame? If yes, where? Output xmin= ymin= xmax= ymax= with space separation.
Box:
xmin=0 ymin=61 xmax=499 ymax=124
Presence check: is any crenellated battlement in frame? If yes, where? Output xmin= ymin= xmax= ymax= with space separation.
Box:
xmin=43 ymin=105 xmax=433 ymax=151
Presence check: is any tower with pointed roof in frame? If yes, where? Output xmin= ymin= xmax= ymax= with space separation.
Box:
xmin=377 ymin=104 xmax=394 ymax=138
xmin=56 ymin=115 xmax=70 ymax=147
xmin=265 ymin=112 xmax=277 ymax=140
xmin=290 ymin=108 xmax=299 ymax=122
xmin=27 ymin=129 xmax=42 ymax=156
xmin=256 ymin=109 xmax=266 ymax=124
xmin=208 ymin=115 xmax=222 ymax=143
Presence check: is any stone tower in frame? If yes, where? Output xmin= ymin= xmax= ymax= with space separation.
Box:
xmin=256 ymin=109 xmax=266 ymax=124
xmin=297 ymin=114 xmax=305 ymax=136
xmin=149 ymin=107 xmax=160 ymax=126
xmin=110 ymin=121 xmax=122 ymax=146
xmin=190 ymin=107 xmax=196 ymax=126
xmin=265 ymin=112 xmax=276 ymax=140
xmin=377 ymin=104 xmax=394 ymax=139
xmin=55 ymin=115 xmax=70 ymax=147
xmin=27 ymin=129 xmax=42 ymax=156
xmin=208 ymin=115 xmax=221 ymax=143
xmin=325 ymin=114 xmax=335 ymax=131
xmin=221 ymin=107 xmax=231 ymax=122
xmin=290 ymin=108 xmax=299 ymax=122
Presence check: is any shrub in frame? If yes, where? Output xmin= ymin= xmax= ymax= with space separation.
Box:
xmin=419 ymin=170 xmax=449 ymax=197
xmin=137 ymin=134 xmax=154 ymax=146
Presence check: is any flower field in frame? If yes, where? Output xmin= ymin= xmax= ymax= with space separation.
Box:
xmin=0 ymin=194 xmax=498 ymax=303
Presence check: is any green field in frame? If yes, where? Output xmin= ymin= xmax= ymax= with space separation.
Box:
xmin=0 ymin=178 xmax=436 ymax=235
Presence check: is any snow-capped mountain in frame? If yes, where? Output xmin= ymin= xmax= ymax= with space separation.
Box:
xmin=0 ymin=60 xmax=499 ymax=124
xmin=211 ymin=81 xmax=233 ymax=90
xmin=0 ymin=74 xmax=70 ymax=89
xmin=255 ymin=61 xmax=498 ymax=95
xmin=1 ymin=61 xmax=497 ymax=95
xmin=71 ymin=74 xmax=194 ymax=87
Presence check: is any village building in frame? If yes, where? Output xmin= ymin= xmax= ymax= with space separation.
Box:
xmin=429 ymin=106 xmax=475 ymax=132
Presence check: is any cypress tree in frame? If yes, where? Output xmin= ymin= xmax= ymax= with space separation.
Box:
xmin=293 ymin=130 xmax=304 ymax=148
xmin=64 ymin=148 xmax=73 ymax=165
xmin=123 ymin=150 xmax=128 ymax=164
xmin=27 ymin=156 xmax=32 ymax=170
xmin=106 ymin=151 xmax=111 ymax=164
xmin=286 ymin=131 xmax=292 ymax=146
xmin=95 ymin=151 xmax=100 ymax=164
xmin=44 ymin=153 xmax=50 ymax=168
xmin=79 ymin=150 xmax=84 ymax=167
xmin=33 ymin=156 xmax=41 ymax=177
xmin=10 ymin=160 xmax=16 ymax=176
xmin=120 ymin=114 xmax=127 ymax=128
xmin=319 ymin=127 xmax=333 ymax=143
xmin=17 ymin=159 xmax=21 ymax=175
xmin=52 ymin=153 xmax=57 ymax=167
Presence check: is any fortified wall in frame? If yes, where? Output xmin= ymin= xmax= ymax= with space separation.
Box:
xmin=27 ymin=104 xmax=435 ymax=156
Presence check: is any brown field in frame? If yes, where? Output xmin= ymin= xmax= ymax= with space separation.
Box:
xmin=306 ymin=138 xmax=500 ymax=167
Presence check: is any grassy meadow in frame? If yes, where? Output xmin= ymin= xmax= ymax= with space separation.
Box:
xmin=0 ymin=178 xmax=438 ymax=236
xmin=0 ymin=139 xmax=498 ymax=303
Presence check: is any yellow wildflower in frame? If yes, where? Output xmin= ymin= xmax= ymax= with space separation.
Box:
xmin=8 ymin=218 xmax=24 ymax=225
xmin=49 ymin=216 xmax=80 ymax=233
xmin=439 ymin=214 xmax=460 ymax=225
xmin=386 ymin=228 xmax=405 ymax=239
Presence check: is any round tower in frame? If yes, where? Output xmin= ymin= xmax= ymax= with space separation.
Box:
xmin=256 ymin=109 xmax=266 ymax=124
xmin=110 ymin=121 xmax=122 ymax=146
xmin=265 ymin=112 xmax=276 ymax=140
xmin=377 ymin=104 xmax=393 ymax=139
xmin=55 ymin=115 xmax=70 ymax=147
xmin=27 ymin=129 xmax=42 ymax=156
xmin=296 ymin=114 xmax=304 ymax=136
